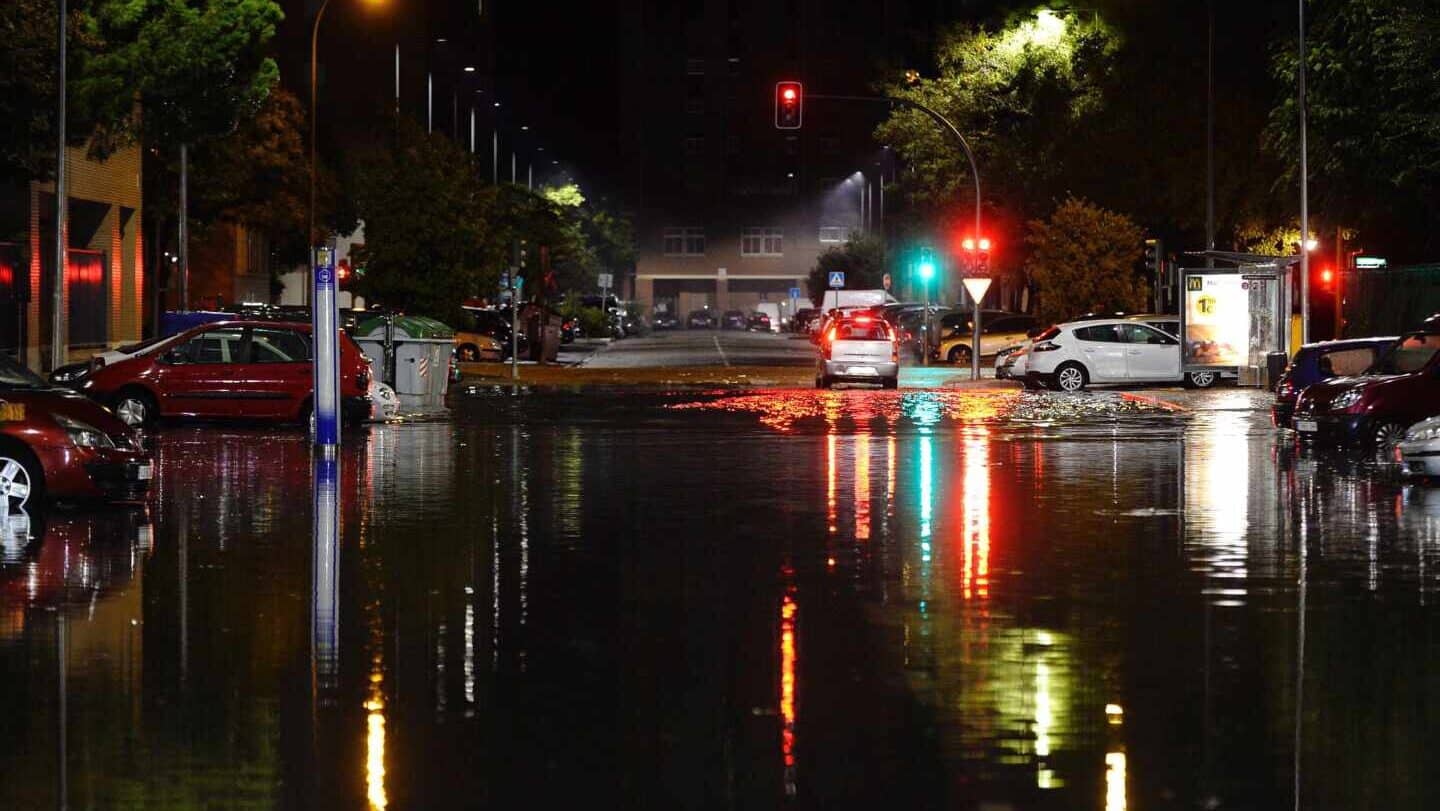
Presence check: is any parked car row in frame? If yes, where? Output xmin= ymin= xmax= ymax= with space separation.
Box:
xmin=682 ymin=307 xmax=781 ymax=332
xmin=1275 ymin=323 xmax=1440 ymax=471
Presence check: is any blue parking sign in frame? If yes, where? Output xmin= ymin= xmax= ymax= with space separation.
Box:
xmin=789 ymin=287 xmax=801 ymax=299
xmin=828 ymin=271 xmax=845 ymax=288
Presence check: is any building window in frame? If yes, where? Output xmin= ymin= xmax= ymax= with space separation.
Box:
xmin=818 ymin=227 xmax=851 ymax=244
xmin=686 ymin=58 xmax=705 ymax=76
xmin=683 ymin=136 xmax=705 ymax=157
xmin=664 ymin=227 xmax=706 ymax=256
xmin=741 ymin=227 xmax=783 ymax=257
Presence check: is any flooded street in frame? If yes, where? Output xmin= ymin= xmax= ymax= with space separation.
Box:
xmin=2 ymin=387 xmax=1438 ymax=809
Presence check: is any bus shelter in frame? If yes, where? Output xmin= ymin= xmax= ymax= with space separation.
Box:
xmin=1179 ymin=257 xmax=1293 ymax=387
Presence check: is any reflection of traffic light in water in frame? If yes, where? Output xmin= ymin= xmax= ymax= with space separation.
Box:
xmin=779 ymin=566 xmax=798 ymax=797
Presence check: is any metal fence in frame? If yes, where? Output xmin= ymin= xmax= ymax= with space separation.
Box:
xmin=1342 ymin=264 xmax=1440 ymax=337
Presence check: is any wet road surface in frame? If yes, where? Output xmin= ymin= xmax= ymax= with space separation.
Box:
xmin=2 ymin=387 xmax=1439 ymax=809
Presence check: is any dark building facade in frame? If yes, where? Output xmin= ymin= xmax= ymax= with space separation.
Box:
xmin=619 ymin=0 xmax=943 ymax=319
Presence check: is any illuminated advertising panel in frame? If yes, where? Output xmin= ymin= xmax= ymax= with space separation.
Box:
xmin=1184 ymin=273 xmax=1249 ymax=368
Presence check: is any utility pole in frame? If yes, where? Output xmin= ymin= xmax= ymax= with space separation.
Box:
xmin=1298 ymin=0 xmax=1311 ymax=344
xmin=178 ymin=144 xmax=189 ymax=308
xmin=1206 ymin=0 xmax=1216 ymax=268
xmin=50 ymin=0 xmax=66 ymax=372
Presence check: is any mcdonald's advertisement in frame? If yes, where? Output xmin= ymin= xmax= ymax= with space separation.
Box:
xmin=1184 ymin=273 xmax=1249 ymax=367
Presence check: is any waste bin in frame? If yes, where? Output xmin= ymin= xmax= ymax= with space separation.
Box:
xmin=356 ymin=315 xmax=454 ymax=411
xmin=1266 ymin=351 xmax=1289 ymax=391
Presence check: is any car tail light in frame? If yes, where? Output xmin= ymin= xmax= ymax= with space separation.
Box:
xmin=1276 ymin=377 xmax=1294 ymax=398
xmin=891 ymin=340 xmax=899 ymax=363
xmin=1033 ymin=340 xmax=1061 ymax=352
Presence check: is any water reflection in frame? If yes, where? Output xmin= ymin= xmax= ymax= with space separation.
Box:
xmin=6 ymin=391 xmax=1440 ymax=807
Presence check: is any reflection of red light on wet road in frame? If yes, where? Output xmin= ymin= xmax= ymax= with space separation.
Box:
xmin=855 ymin=434 xmax=870 ymax=541
xmin=667 ymin=389 xmax=1021 ymax=433
xmin=961 ymin=426 xmax=990 ymax=600
xmin=780 ymin=585 xmax=798 ymax=781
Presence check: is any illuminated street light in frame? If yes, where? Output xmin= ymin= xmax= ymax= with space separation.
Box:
xmin=1032 ymin=9 xmax=1066 ymax=47
xmin=1304 ymin=238 xmax=1319 ymax=252
xmin=463 ymin=65 xmax=476 ymax=72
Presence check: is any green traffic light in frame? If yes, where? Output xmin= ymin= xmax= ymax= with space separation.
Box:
xmin=918 ymin=261 xmax=936 ymax=280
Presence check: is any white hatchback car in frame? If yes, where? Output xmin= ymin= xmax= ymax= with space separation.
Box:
xmin=816 ymin=315 xmax=900 ymax=389
xmin=1023 ymin=319 xmax=1219 ymax=391
xmin=1398 ymin=416 xmax=1440 ymax=476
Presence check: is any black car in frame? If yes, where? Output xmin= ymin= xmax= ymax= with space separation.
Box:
xmin=463 ymin=307 xmax=528 ymax=358
xmin=652 ymin=313 xmax=679 ymax=330
xmin=688 ymin=310 xmax=716 ymax=329
xmin=792 ymin=308 xmax=821 ymax=334
xmin=747 ymin=311 xmax=772 ymax=332
xmin=721 ymin=310 xmax=747 ymax=330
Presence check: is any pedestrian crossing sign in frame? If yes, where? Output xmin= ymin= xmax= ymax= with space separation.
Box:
xmin=828 ymin=271 xmax=845 ymax=288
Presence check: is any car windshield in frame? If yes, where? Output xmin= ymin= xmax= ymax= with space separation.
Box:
xmin=114 ymin=334 xmax=171 ymax=355
xmin=0 ymin=355 xmax=47 ymax=389
xmin=1369 ymin=333 xmax=1440 ymax=374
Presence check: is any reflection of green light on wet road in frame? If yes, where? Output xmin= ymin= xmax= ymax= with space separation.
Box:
xmin=919 ymin=436 xmax=933 ymax=562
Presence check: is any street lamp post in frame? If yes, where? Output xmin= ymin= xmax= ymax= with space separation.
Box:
xmin=1297 ymin=0 xmax=1311 ymax=344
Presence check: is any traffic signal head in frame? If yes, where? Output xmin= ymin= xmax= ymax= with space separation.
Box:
xmin=962 ymin=237 xmax=976 ymax=252
xmin=1320 ymin=267 xmax=1334 ymax=287
xmin=775 ymin=81 xmax=803 ymax=129
xmin=977 ymin=237 xmax=991 ymax=252
xmin=918 ymin=259 xmax=936 ymax=280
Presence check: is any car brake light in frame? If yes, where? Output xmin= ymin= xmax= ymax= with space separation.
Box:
xmin=854 ymin=315 xmax=872 ymax=323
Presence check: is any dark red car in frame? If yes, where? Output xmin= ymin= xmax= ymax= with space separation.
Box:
xmin=1 ymin=355 xmax=151 ymax=509
xmin=1292 ymin=330 xmax=1440 ymax=449
xmin=79 ymin=321 xmax=371 ymax=427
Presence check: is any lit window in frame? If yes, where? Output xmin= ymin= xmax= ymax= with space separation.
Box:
xmin=742 ymin=227 xmax=783 ymax=257
xmin=818 ymin=227 xmax=850 ymax=244
xmin=664 ymin=227 xmax=706 ymax=256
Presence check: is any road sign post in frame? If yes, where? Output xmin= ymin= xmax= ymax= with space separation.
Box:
xmin=962 ymin=276 xmax=993 ymax=381
xmin=312 ymin=241 xmax=340 ymax=451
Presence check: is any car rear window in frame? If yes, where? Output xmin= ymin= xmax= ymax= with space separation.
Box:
xmin=1318 ymin=347 xmax=1378 ymax=376
xmin=836 ymin=322 xmax=890 ymax=341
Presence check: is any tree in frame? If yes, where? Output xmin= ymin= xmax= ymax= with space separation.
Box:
xmin=0 ymin=1 xmax=104 ymax=184
xmin=350 ymin=120 xmax=501 ymax=324
xmin=1024 ymin=197 xmax=1146 ymax=324
xmin=1267 ymin=0 xmax=1440 ymax=259
xmin=77 ymin=0 xmax=282 ymax=306
xmin=808 ymin=234 xmax=885 ymax=305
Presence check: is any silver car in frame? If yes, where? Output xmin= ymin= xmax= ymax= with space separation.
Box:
xmin=816 ymin=316 xmax=900 ymax=389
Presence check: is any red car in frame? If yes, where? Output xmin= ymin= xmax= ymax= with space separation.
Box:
xmin=80 ymin=321 xmax=372 ymax=427
xmin=1292 ymin=329 xmax=1440 ymax=449
xmin=1 ymin=354 xmax=152 ymax=508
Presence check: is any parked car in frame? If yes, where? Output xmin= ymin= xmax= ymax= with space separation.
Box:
xmin=721 ymin=310 xmax=748 ymax=330
xmin=1022 ymin=318 xmax=1220 ymax=391
xmin=747 ymin=311 xmax=773 ymax=332
xmin=1272 ymin=337 xmax=1397 ymax=429
xmin=79 ymin=321 xmax=372 ymax=427
xmin=1398 ymin=415 xmax=1440 ymax=477
xmin=994 ymin=343 xmax=1026 ymax=379
xmin=688 ymin=310 xmax=716 ymax=329
xmin=559 ymin=316 xmax=578 ymax=344
xmin=936 ymin=312 xmax=1039 ymax=364
xmin=457 ymin=306 xmax=526 ymax=360
xmin=792 ymin=308 xmax=821 ymax=334
xmin=652 ymin=312 xmax=679 ymax=330
xmin=50 ymin=333 xmax=181 ymax=387
xmin=815 ymin=314 xmax=900 ymax=390
xmin=1292 ymin=330 xmax=1440 ymax=450
xmin=1 ymin=354 xmax=151 ymax=508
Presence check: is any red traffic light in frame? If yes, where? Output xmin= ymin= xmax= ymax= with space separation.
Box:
xmin=961 ymin=237 xmax=991 ymax=252
xmin=978 ymin=237 xmax=992 ymax=252
xmin=775 ymin=81 xmax=803 ymax=129
xmin=1320 ymin=267 xmax=1334 ymax=286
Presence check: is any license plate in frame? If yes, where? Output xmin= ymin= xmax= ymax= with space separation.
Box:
xmin=1295 ymin=420 xmax=1318 ymax=433
xmin=847 ymin=366 xmax=877 ymax=376
xmin=135 ymin=464 xmax=153 ymax=481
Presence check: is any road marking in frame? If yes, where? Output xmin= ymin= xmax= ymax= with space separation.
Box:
xmin=712 ymin=336 xmax=731 ymax=367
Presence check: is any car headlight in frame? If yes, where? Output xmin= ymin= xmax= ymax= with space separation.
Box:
xmin=1405 ymin=422 xmax=1440 ymax=442
xmin=52 ymin=367 xmax=85 ymax=383
xmin=54 ymin=414 xmax=115 ymax=449
xmin=1330 ymin=388 xmax=1364 ymax=410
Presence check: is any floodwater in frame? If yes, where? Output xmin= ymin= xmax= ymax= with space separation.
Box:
xmin=2 ymin=387 xmax=1438 ymax=809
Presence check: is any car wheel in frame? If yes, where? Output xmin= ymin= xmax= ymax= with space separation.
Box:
xmin=0 ymin=444 xmax=42 ymax=511
xmin=1373 ymin=422 xmax=1407 ymax=456
xmin=1055 ymin=362 xmax=1088 ymax=392
xmin=112 ymin=388 xmax=156 ymax=428
xmin=947 ymin=345 xmax=972 ymax=365
xmin=457 ymin=343 xmax=481 ymax=362
xmin=1186 ymin=370 xmax=1218 ymax=389
xmin=816 ymin=375 xmax=832 ymax=390
xmin=1021 ymin=377 xmax=1044 ymax=391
